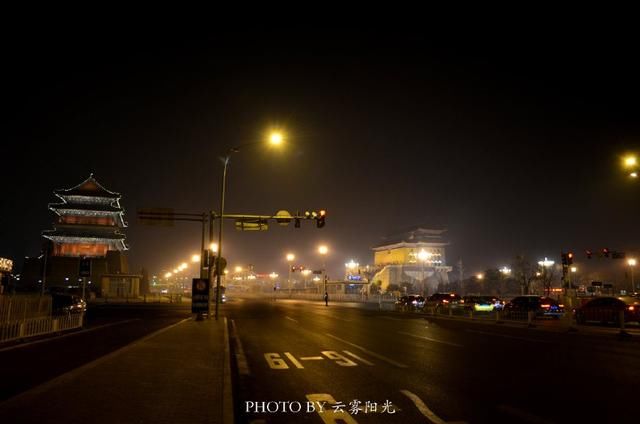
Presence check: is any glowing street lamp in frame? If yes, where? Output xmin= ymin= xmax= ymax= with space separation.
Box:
xmin=318 ymin=245 xmax=329 ymax=294
xmin=629 ymin=258 xmax=637 ymax=293
xmin=286 ymin=253 xmax=295 ymax=296
xmin=624 ymin=155 xmax=637 ymax=167
xmin=476 ymin=273 xmax=484 ymax=280
xmin=499 ymin=266 xmax=512 ymax=275
xmin=191 ymin=254 xmax=201 ymax=263
xmin=209 ymin=243 xmax=218 ymax=253
xmin=212 ymin=129 xmax=285 ymax=320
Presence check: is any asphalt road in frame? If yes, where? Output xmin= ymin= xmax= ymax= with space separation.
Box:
xmin=225 ymin=297 xmax=640 ymax=424
xmin=0 ymin=303 xmax=191 ymax=401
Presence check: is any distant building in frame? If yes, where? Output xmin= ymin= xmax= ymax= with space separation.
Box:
xmin=22 ymin=175 xmax=141 ymax=297
xmin=371 ymin=227 xmax=452 ymax=294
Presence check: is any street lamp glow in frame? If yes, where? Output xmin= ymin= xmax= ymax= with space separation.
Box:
xmin=538 ymin=258 xmax=555 ymax=267
xmin=180 ymin=262 xmax=188 ymax=270
xmin=209 ymin=243 xmax=218 ymax=253
xmin=286 ymin=253 xmax=295 ymax=262
xmin=629 ymin=258 xmax=637 ymax=267
xmin=631 ymin=172 xmax=638 ymax=178
xmin=235 ymin=266 xmax=243 ymax=273
xmin=500 ymin=266 xmax=511 ymax=275
xmin=191 ymin=254 xmax=200 ymax=263
xmin=269 ymin=272 xmax=279 ymax=279
xmin=269 ymin=131 xmax=284 ymax=146
xmin=318 ymin=245 xmax=329 ymax=255
xmin=165 ymin=272 xmax=172 ymax=278
xmin=624 ymin=155 xmax=637 ymax=167
xmin=173 ymin=268 xmax=179 ymax=273
xmin=302 ymin=269 xmax=312 ymax=276
xmin=345 ymin=260 xmax=359 ymax=270
xmin=571 ymin=266 xmax=577 ymax=273
xmin=476 ymin=273 xmax=484 ymax=280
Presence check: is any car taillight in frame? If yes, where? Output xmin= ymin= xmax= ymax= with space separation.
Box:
xmin=541 ymin=304 xmax=551 ymax=308
xmin=443 ymin=300 xmax=449 ymax=304
xmin=460 ymin=300 xmax=465 ymax=303
xmin=559 ymin=304 xmax=564 ymax=308
xmin=629 ymin=306 xmax=635 ymax=311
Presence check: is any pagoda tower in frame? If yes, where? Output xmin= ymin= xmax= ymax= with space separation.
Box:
xmin=43 ymin=174 xmax=128 ymax=257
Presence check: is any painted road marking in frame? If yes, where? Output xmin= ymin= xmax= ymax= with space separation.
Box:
xmin=401 ymin=389 xmax=454 ymax=424
xmin=264 ymin=350 xmax=375 ymax=368
xmin=230 ymin=319 xmax=251 ymax=375
xmin=465 ymin=329 xmax=551 ymax=344
xmin=397 ymin=331 xmax=463 ymax=348
xmin=305 ymin=393 xmax=359 ymax=424
xmin=322 ymin=351 xmax=358 ymax=366
xmin=325 ymin=333 xmax=408 ymax=368
xmin=285 ymin=316 xmax=298 ymax=323
xmin=343 ymin=350 xmax=374 ymax=366
xmin=283 ymin=352 xmax=304 ymax=369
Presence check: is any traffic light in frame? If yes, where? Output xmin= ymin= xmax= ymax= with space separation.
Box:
xmin=561 ymin=253 xmax=568 ymax=266
xmin=317 ymin=210 xmax=326 ymax=228
xmin=567 ymin=252 xmax=574 ymax=265
xmin=586 ymin=250 xmax=593 ymax=259
xmin=294 ymin=217 xmax=301 ymax=228
xmin=603 ymin=248 xmax=610 ymax=258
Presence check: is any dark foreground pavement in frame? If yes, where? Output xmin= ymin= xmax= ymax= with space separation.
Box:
xmin=0 ymin=317 xmax=233 ymax=424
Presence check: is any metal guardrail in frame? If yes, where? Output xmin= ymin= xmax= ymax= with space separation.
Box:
xmin=0 ymin=294 xmax=52 ymax=324
xmin=0 ymin=313 xmax=84 ymax=345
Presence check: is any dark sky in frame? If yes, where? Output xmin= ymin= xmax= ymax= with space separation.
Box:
xmin=3 ymin=25 xmax=639 ymax=281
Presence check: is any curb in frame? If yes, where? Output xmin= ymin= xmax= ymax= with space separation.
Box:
xmin=222 ymin=317 xmax=234 ymax=424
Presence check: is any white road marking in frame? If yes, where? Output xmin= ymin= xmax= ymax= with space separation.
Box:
xmin=401 ymin=389 xmax=453 ymax=424
xmin=230 ymin=319 xmax=251 ymax=375
xmin=285 ymin=316 xmax=298 ymax=323
xmin=325 ymin=333 xmax=408 ymax=368
xmin=322 ymin=350 xmax=358 ymax=366
xmin=264 ymin=353 xmax=289 ymax=369
xmin=300 ymin=356 xmax=324 ymax=360
xmin=497 ymin=404 xmax=555 ymax=424
xmin=465 ymin=329 xmax=551 ymax=344
xmin=382 ymin=316 xmax=403 ymax=321
xmin=305 ymin=393 xmax=359 ymax=424
xmin=397 ymin=331 xmax=463 ymax=348
xmin=343 ymin=350 xmax=374 ymax=365
xmin=283 ymin=352 xmax=304 ymax=369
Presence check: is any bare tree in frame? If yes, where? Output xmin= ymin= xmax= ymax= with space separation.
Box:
xmin=512 ymin=255 xmax=537 ymax=295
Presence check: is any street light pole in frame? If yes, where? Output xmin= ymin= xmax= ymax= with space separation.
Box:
xmin=213 ymin=156 xmax=230 ymax=321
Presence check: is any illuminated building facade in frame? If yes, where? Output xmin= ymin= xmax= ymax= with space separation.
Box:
xmin=21 ymin=175 xmax=141 ymax=297
xmin=43 ymin=174 xmax=127 ymax=257
xmin=371 ymin=227 xmax=452 ymax=294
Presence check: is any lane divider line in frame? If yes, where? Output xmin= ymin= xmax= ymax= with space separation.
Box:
xmin=343 ymin=350 xmax=374 ymax=365
xmin=230 ymin=319 xmax=251 ymax=376
xmin=300 ymin=356 xmax=324 ymax=360
xmin=397 ymin=331 xmax=463 ymax=348
xmin=283 ymin=352 xmax=304 ymax=369
xmin=284 ymin=316 xmax=298 ymax=323
xmin=325 ymin=333 xmax=408 ymax=368
xmin=400 ymin=389 xmax=454 ymax=424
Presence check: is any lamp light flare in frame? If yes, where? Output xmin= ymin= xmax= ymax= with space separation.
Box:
xmin=191 ymin=254 xmax=200 ymax=263
xmin=286 ymin=253 xmax=295 ymax=262
xmin=624 ymin=155 xmax=637 ymax=167
xmin=209 ymin=243 xmax=218 ymax=253
xmin=318 ymin=245 xmax=329 ymax=255
xmin=629 ymin=258 xmax=637 ymax=267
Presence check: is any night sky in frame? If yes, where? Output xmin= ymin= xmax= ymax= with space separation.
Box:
xmin=3 ymin=25 xmax=639 ymax=282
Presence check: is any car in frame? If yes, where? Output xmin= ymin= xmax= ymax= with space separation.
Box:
xmin=503 ymin=295 xmax=564 ymax=319
xmin=395 ymin=295 xmax=425 ymax=311
xmin=574 ymin=296 xmax=640 ymax=325
xmin=462 ymin=295 xmax=503 ymax=312
xmin=51 ymin=293 xmax=87 ymax=315
xmin=425 ymin=292 xmax=462 ymax=310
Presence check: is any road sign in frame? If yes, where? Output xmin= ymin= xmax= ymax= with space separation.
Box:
xmin=192 ymin=278 xmax=210 ymax=314
xmin=312 ymin=270 xmax=323 ymax=275
xmin=79 ymin=257 xmax=91 ymax=277
xmin=235 ymin=219 xmax=268 ymax=231
xmin=274 ymin=210 xmax=292 ymax=226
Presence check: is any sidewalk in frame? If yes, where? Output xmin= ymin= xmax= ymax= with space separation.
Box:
xmin=0 ymin=317 xmax=233 ymax=424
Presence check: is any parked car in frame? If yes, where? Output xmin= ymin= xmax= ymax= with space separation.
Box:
xmin=462 ymin=295 xmax=503 ymax=312
xmin=395 ymin=295 xmax=425 ymax=311
xmin=574 ymin=296 xmax=640 ymax=325
xmin=52 ymin=293 xmax=86 ymax=315
xmin=503 ymin=295 xmax=564 ymax=318
xmin=425 ymin=292 xmax=462 ymax=310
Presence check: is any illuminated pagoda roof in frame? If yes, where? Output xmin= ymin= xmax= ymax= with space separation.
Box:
xmin=372 ymin=227 xmax=449 ymax=251
xmin=54 ymin=174 xmax=121 ymax=199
